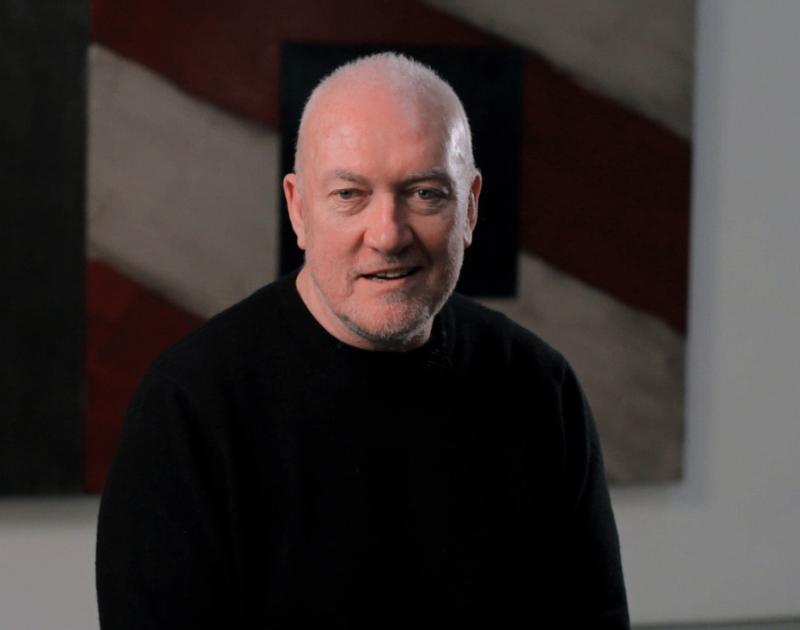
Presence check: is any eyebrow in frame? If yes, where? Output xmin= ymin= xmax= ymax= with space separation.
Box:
xmin=324 ymin=168 xmax=454 ymax=189
xmin=399 ymin=168 xmax=454 ymax=189
xmin=325 ymin=170 xmax=370 ymax=186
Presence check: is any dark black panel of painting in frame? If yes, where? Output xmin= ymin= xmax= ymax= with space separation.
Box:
xmin=278 ymin=43 xmax=522 ymax=298
xmin=0 ymin=1 xmax=87 ymax=493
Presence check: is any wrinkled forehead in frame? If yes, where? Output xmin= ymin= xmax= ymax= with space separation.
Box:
xmin=311 ymin=82 xmax=448 ymax=140
xmin=298 ymin=81 xmax=470 ymax=186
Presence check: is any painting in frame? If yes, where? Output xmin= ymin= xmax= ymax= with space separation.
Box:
xmin=0 ymin=0 xmax=694 ymax=492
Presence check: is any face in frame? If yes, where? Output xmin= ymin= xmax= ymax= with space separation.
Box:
xmin=284 ymin=84 xmax=481 ymax=351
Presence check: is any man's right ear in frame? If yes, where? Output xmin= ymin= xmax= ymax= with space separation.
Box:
xmin=283 ymin=173 xmax=306 ymax=250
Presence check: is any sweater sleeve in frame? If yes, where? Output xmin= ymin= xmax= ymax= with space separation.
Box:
xmin=558 ymin=361 xmax=630 ymax=628
xmin=96 ymin=369 xmax=238 ymax=630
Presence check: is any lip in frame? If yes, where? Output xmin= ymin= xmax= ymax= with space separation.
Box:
xmin=359 ymin=266 xmax=422 ymax=281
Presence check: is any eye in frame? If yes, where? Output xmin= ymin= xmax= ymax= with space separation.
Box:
xmin=409 ymin=187 xmax=449 ymax=209
xmin=336 ymin=189 xmax=359 ymax=200
xmin=329 ymin=187 xmax=368 ymax=213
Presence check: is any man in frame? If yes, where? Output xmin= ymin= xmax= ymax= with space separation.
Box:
xmin=97 ymin=52 xmax=629 ymax=628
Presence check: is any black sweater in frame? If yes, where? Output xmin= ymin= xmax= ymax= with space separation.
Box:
xmin=96 ymin=271 xmax=629 ymax=629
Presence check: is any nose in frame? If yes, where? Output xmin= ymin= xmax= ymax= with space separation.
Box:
xmin=363 ymin=193 xmax=413 ymax=255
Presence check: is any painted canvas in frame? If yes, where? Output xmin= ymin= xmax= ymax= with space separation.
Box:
xmin=1 ymin=0 xmax=694 ymax=492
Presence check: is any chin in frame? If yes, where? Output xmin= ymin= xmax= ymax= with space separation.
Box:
xmin=342 ymin=301 xmax=434 ymax=349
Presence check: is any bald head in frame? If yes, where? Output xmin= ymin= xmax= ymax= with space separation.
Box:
xmin=282 ymin=51 xmax=482 ymax=351
xmin=293 ymin=52 xmax=476 ymax=193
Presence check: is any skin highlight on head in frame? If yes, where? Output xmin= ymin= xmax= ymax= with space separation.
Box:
xmin=284 ymin=53 xmax=482 ymax=351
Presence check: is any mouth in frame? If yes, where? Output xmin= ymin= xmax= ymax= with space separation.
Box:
xmin=361 ymin=266 xmax=421 ymax=281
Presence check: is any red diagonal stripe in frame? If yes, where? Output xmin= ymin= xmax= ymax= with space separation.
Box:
xmin=91 ymin=0 xmax=690 ymax=331
xmin=85 ymin=260 xmax=202 ymax=492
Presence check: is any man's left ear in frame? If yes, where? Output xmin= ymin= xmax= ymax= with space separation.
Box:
xmin=463 ymin=171 xmax=482 ymax=248
xmin=284 ymin=172 xmax=307 ymax=250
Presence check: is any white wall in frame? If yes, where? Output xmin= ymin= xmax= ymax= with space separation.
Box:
xmin=613 ymin=0 xmax=800 ymax=623
xmin=0 ymin=498 xmax=100 ymax=629
xmin=1 ymin=1 xmax=799 ymax=627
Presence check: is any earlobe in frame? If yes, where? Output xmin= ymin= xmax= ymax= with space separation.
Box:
xmin=283 ymin=173 xmax=307 ymax=250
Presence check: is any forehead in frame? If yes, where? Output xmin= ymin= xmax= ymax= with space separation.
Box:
xmin=303 ymin=84 xmax=455 ymax=181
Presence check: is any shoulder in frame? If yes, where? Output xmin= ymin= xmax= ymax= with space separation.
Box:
xmin=446 ymin=292 xmax=568 ymax=384
xmin=147 ymin=275 xmax=294 ymax=391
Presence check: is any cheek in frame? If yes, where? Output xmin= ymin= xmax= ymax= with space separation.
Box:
xmin=306 ymin=223 xmax=343 ymax=262
xmin=431 ymin=220 xmax=466 ymax=260
xmin=306 ymin=232 xmax=356 ymax=289
xmin=307 ymin=214 xmax=361 ymax=257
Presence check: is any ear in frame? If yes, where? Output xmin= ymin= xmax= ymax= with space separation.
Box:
xmin=283 ymin=173 xmax=307 ymax=250
xmin=463 ymin=170 xmax=482 ymax=248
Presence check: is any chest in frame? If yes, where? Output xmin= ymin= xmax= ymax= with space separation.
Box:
xmin=229 ymin=372 xmax=564 ymax=626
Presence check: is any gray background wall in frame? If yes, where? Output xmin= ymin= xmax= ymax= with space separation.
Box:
xmin=614 ymin=0 xmax=800 ymax=622
xmin=1 ymin=1 xmax=799 ymax=627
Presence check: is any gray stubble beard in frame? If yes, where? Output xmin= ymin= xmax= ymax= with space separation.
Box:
xmin=339 ymin=251 xmax=463 ymax=351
